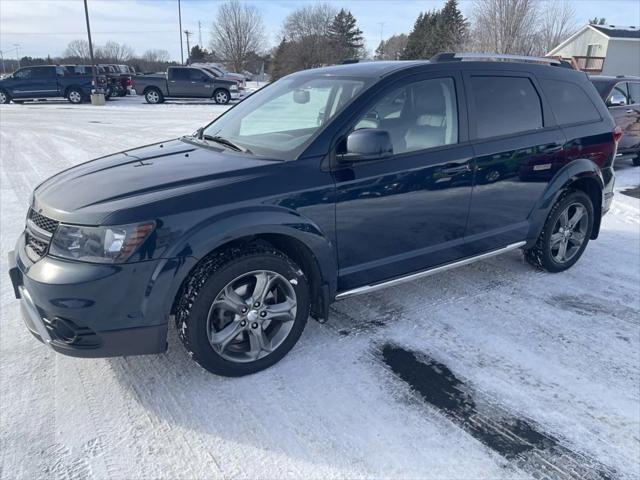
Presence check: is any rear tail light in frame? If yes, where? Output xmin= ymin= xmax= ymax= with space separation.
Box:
xmin=126 ymin=77 xmax=132 ymax=86
xmin=613 ymin=126 xmax=623 ymax=143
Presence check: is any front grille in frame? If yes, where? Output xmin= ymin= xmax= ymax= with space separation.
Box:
xmin=25 ymin=209 xmax=58 ymax=261
xmin=28 ymin=209 xmax=59 ymax=234
xmin=25 ymin=232 xmax=48 ymax=258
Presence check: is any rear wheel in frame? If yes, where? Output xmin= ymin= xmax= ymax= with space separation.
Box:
xmin=175 ymin=246 xmax=310 ymax=376
xmin=67 ymin=88 xmax=84 ymax=104
xmin=0 ymin=89 xmax=10 ymax=104
xmin=525 ymin=190 xmax=594 ymax=272
xmin=144 ymin=88 xmax=163 ymax=104
xmin=632 ymin=155 xmax=640 ymax=167
xmin=213 ymin=89 xmax=230 ymax=104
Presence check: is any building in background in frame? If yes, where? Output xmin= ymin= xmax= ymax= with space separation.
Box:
xmin=548 ymin=24 xmax=640 ymax=76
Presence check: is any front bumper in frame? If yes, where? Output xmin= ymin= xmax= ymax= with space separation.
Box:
xmin=8 ymin=238 xmax=172 ymax=358
xmin=230 ymin=91 xmax=241 ymax=100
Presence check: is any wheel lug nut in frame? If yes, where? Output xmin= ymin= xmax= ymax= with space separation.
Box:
xmin=240 ymin=320 xmax=246 ymax=327
xmin=241 ymin=307 xmax=248 ymax=313
xmin=254 ymin=302 xmax=260 ymax=308
xmin=260 ymin=311 xmax=267 ymax=317
xmin=251 ymin=322 xmax=259 ymax=329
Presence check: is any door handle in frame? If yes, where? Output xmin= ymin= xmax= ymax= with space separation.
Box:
xmin=542 ymin=145 xmax=563 ymax=154
xmin=440 ymin=163 xmax=471 ymax=175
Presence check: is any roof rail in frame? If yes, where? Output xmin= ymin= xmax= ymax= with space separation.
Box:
xmin=430 ymin=52 xmax=573 ymax=68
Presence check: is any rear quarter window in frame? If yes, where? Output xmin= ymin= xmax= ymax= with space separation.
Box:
xmin=469 ymin=76 xmax=543 ymax=139
xmin=541 ymin=78 xmax=601 ymax=125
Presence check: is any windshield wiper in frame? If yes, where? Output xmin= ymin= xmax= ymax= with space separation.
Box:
xmin=201 ymin=134 xmax=251 ymax=154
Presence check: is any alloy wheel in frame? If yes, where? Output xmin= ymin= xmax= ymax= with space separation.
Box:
xmin=215 ymin=91 xmax=229 ymax=104
xmin=147 ymin=91 xmax=159 ymax=103
xmin=549 ymin=202 xmax=588 ymax=264
xmin=0 ymin=91 xmax=8 ymax=104
xmin=69 ymin=91 xmax=82 ymax=103
xmin=206 ymin=270 xmax=297 ymax=363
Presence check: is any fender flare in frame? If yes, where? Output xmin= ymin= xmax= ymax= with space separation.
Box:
xmin=154 ymin=207 xmax=338 ymax=319
xmin=526 ymin=158 xmax=604 ymax=244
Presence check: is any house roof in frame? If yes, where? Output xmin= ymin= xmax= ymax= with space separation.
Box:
xmin=547 ymin=24 xmax=640 ymax=56
xmin=591 ymin=25 xmax=640 ymax=39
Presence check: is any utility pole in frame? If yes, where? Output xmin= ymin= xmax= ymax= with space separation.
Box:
xmin=0 ymin=50 xmax=5 ymax=75
xmin=84 ymin=0 xmax=98 ymax=103
xmin=13 ymin=44 xmax=21 ymax=68
xmin=184 ymin=30 xmax=192 ymax=64
xmin=198 ymin=21 xmax=203 ymax=47
xmin=178 ymin=0 xmax=184 ymax=65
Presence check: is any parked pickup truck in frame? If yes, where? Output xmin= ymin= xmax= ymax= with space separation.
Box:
xmin=0 ymin=65 xmax=95 ymax=104
xmin=133 ymin=66 xmax=240 ymax=104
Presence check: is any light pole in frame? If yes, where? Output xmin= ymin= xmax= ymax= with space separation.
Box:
xmin=0 ymin=50 xmax=5 ymax=75
xmin=178 ymin=0 xmax=184 ymax=65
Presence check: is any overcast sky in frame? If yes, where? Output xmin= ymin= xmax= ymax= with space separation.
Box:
xmin=1 ymin=0 xmax=639 ymax=61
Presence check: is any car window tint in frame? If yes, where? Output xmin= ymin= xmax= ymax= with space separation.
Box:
xmin=541 ymin=78 xmax=601 ymax=125
xmin=171 ymin=68 xmax=190 ymax=81
xmin=189 ymin=69 xmax=207 ymax=81
xmin=470 ymin=76 xmax=542 ymax=139
xmin=353 ymin=77 xmax=458 ymax=154
xmin=14 ymin=68 xmax=33 ymax=79
xmin=609 ymin=82 xmax=630 ymax=105
xmin=628 ymin=82 xmax=640 ymax=105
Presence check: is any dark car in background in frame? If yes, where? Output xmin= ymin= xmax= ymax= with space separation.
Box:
xmin=134 ymin=66 xmax=239 ymax=104
xmin=9 ymin=54 xmax=620 ymax=377
xmin=98 ymin=64 xmax=131 ymax=97
xmin=0 ymin=65 xmax=94 ymax=104
xmin=590 ymin=75 xmax=640 ymax=166
xmin=61 ymin=65 xmax=110 ymax=99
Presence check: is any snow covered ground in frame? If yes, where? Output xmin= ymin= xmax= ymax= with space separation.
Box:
xmin=0 ymin=97 xmax=639 ymax=480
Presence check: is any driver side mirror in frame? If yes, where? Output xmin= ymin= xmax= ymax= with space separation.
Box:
xmin=609 ymin=93 xmax=627 ymax=107
xmin=339 ymin=129 xmax=393 ymax=163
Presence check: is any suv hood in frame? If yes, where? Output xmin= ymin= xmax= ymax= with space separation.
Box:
xmin=33 ymin=139 xmax=272 ymax=224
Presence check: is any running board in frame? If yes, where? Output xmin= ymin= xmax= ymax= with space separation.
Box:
xmin=335 ymin=241 xmax=526 ymax=300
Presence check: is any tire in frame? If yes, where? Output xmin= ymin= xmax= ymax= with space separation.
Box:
xmin=213 ymin=89 xmax=230 ymax=104
xmin=67 ymin=88 xmax=84 ymax=104
xmin=175 ymin=245 xmax=310 ymax=377
xmin=525 ymin=189 xmax=594 ymax=273
xmin=632 ymin=156 xmax=640 ymax=167
xmin=144 ymin=88 xmax=163 ymax=104
xmin=0 ymin=89 xmax=10 ymax=104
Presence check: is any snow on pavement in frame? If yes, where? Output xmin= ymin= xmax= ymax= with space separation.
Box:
xmin=0 ymin=97 xmax=639 ymax=480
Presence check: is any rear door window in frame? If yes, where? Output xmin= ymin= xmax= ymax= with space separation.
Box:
xmin=469 ymin=76 xmax=543 ymax=139
xmin=540 ymin=78 xmax=601 ymax=125
xmin=628 ymin=82 xmax=640 ymax=105
xmin=171 ymin=68 xmax=190 ymax=81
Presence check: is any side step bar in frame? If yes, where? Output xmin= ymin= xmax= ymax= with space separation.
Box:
xmin=335 ymin=241 xmax=526 ymax=300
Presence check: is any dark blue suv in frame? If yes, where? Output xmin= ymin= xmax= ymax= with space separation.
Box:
xmin=8 ymin=54 xmax=619 ymax=376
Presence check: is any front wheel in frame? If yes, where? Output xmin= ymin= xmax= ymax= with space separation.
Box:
xmin=213 ymin=89 xmax=230 ymax=104
xmin=175 ymin=246 xmax=310 ymax=376
xmin=67 ymin=88 xmax=84 ymax=104
xmin=632 ymin=155 xmax=640 ymax=167
xmin=525 ymin=190 xmax=594 ymax=272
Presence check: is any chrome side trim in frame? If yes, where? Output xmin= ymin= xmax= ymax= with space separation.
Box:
xmin=19 ymin=286 xmax=52 ymax=344
xmin=335 ymin=241 xmax=526 ymax=300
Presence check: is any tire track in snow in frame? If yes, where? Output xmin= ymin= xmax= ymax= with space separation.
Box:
xmin=379 ymin=344 xmax=619 ymax=480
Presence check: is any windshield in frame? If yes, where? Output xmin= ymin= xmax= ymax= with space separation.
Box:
xmin=202 ymin=75 xmax=369 ymax=160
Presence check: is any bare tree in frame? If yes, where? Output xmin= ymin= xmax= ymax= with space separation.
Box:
xmin=282 ymin=3 xmax=337 ymax=68
xmin=210 ymin=0 xmax=264 ymax=72
xmin=97 ymin=41 xmax=134 ymax=63
xmin=471 ymin=0 xmax=540 ymax=55
xmin=141 ymin=49 xmax=170 ymax=63
xmin=375 ymin=34 xmax=409 ymax=60
xmin=539 ymin=0 xmax=577 ymax=53
xmin=64 ymin=40 xmax=91 ymax=60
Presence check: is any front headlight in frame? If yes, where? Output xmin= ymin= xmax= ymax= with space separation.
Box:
xmin=50 ymin=222 xmax=155 ymax=263
xmin=230 ymin=84 xmax=238 ymax=91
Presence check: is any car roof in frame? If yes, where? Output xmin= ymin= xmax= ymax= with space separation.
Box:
xmin=590 ymin=75 xmax=640 ymax=82
xmin=292 ymin=61 xmax=428 ymax=78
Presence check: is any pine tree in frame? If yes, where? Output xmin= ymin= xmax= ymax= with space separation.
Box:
xmin=589 ymin=17 xmax=606 ymax=25
xmin=328 ymin=9 xmax=364 ymax=62
xmin=437 ymin=0 xmax=468 ymax=52
xmin=271 ymin=37 xmax=291 ymax=80
xmin=403 ymin=12 xmax=439 ymax=59
xmin=190 ymin=45 xmax=207 ymax=63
